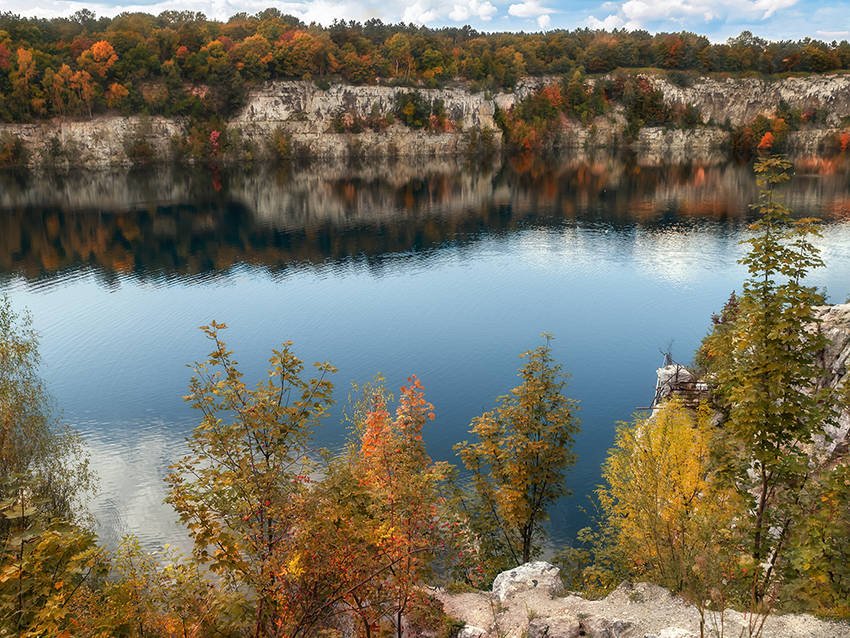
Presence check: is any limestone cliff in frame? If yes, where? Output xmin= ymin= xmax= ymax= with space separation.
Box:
xmin=647 ymin=74 xmax=850 ymax=127
xmin=1 ymin=73 xmax=849 ymax=168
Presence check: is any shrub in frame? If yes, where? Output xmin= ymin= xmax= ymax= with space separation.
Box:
xmin=394 ymin=91 xmax=431 ymax=128
xmin=269 ymin=126 xmax=291 ymax=161
xmin=0 ymin=134 xmax=28 ymax=168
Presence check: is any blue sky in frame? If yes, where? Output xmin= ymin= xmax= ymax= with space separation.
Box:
xmin=5 ymin=0 xmax=849 ymax=42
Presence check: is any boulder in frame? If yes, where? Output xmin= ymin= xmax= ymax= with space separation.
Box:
xmin=581 ymin=616 xmax=636 ymax=638
xmin=492 ymin=561 xmax=565 ymax=602
xmin=457 ymin=626 xmax=488 ymax=638
xmin=528 ymin=615 xmax=581 ymax=638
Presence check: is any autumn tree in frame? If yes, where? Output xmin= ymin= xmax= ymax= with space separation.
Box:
xmin=165 ymin=322 xmax=336 ymax=636
xmin=269 ymin=376 xmax=476 ymax=638
xmin=77 ymin=40 xmax=118 ymax=78
xmin=597 ymin=400 xmax=744 ymax=634
xmin=105 ymin=82 xmax=129 ymax=109
xmin=10 ymin=48 xmax=36 ymax=116
xmin=70 ymin=70 xmax=96 ymax=118
xmin=700 ymin=156 xmax=839 ymax=604
xmin=0 ymin=295 xmax=98 ymax=635
xmin=456 ymin=336 xmax=580 ymax=569
xmin=353 ymin=377 xmax=461 ymax=637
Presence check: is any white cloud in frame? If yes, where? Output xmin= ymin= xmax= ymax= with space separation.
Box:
xmin=587 ymin=13 xmax=625 ymax=29
xmin=537 ymin=13 xmax=551 ymax=28
xmin=508 ymin=0 xmax=554 ymax=18
xmin=5 ymin=0 xmax=382 ymax=24
xmin=586 ymin=0 xmax=800 ymax=31
xmin=751 ymin=0 xmax=797 ymax=18
xmin=448 ymin=0 xmax=497 ymax=22
xmin=402 ymin=1 xmax=439 ymax=23
xmin=817 ymin=29 xmax=850 ymax=37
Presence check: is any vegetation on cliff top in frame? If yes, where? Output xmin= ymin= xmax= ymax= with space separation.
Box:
xmin=1 ymin=9 xmax=850 ymax=124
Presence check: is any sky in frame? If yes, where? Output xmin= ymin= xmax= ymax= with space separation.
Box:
xmin=2 ymin=0 xmax=849 ymax=42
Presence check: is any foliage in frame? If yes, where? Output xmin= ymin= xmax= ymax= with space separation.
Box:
xmin=269 ymin=125 xmax=291 ymax=160
xmin=279 ymin=376 xmax=479 ymax=638
xmin=393 ymin=91 xmax=431 ymax=129
xmin=0 ymin=134 xmax=27 ymax=167
xmin=0 ymin=296 xmax=95 ymax=526
xmin=456 ymin=336 xmax=579 ymax=571
xmin=595 ymin=400 xmax=750 ymax=635
xmin=165 ymin=321 xmax=336 ymax=635
xmin=699 ymin=155 xmax=840 ymax=620
xmin=783 ymin=459 xmax=850 ymax=619
xmin=553 ymin=520 xmax=627 ymax=599
xmin=67 ymin=536 xmax=246 ymax=637
xmin=598 ymin=401 xmax=740 ymax=591
xmin=0 ymin=518 xmax=104 ymax=637
xmin=0 ymin=11 xmax=848 ymax=125
xmin=0 ymin=296 xmax=98 ymax=636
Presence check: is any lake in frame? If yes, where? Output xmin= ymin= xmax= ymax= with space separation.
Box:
xmin=2 ymin=153 xmax=850 ymax=550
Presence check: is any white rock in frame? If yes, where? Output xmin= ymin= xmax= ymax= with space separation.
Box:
xmin=458 ymin=626 xmax=488 ymax=638
xmin=492 ymin=561 xmax=565 ymax=602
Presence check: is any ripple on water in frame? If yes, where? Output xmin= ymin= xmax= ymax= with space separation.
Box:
xmin=76 ymin=418 xmax=193 ymax=551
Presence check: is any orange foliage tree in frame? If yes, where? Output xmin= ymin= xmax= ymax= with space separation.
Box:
xmin=272 ymin=377 xmax=477 ymax=638
xmin=456 ymin=337 xmax=580 ymax=570
xmin=77 ymin=41 xmax=118 ymax=78
xmin=757 ymin=131 xmax=774 ymax=151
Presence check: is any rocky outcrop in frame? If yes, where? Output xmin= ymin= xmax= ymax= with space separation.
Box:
xmin=0 ymin=116 xmax=181 ymax=169
xmin=815 ymin=303 xmax=850 ymax=461
xmin=235 ymin=81 xmax=500 ymax=132
xmin=652 ymin=302 xmax=850 ymax=460
xmin=233 ymin=80 xmax=501 ymax=159
xmin=437 ymin=562 xmax=850 ymax=638
xmin=491 ymin=561 xmax=564 ymax=602
xmin=637 ymin=127 xmax=729 ymax=165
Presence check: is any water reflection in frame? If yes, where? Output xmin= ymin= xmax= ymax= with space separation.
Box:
xmin=2 ymin=154 xmax=850 ymax=551
xmin=3 ymin=154 xmax=849 ymax=284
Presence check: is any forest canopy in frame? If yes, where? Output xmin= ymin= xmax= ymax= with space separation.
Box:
xmin=1 ymin=9 xmax=849 ymax=122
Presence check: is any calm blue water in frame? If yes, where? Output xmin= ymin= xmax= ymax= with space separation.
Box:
xmin=2 ymin=156 xmax=850 ymax=550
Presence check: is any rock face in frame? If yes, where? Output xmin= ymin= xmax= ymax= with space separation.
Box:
xmin=492 ymin=561 xmax=565 ymax=602
xmin=815 ymin=303 xmax=850 ymax=461
xmin=235 ymin=81 xmax=499 ymax=132
xmin=648 ymin=74 xmax=850 ymax=127
xmin=637 ymin=127 xmax=729 ymax=164
xmin=232 ymin=80 xmax=502 ymax=159
xmin=0 ymin=116 xmax=181 ymax=169
xmin=2 ymin=73 xmax=849 ymax=167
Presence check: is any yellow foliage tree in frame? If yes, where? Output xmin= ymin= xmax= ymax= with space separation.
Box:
xmin=456 ymin=337 xmax=580 ymax=569
xmin=598 ymin=399 xmax=744 ymax=634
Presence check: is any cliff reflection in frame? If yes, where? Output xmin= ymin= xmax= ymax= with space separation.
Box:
xmin=2 ymin=154 xmax=849 ymax=283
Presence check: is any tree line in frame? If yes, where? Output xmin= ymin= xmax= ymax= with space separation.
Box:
xmin=1 ymin=8 xmax=850 ymax=123
xmin=1 ymin=156 xmax=849 ymax=636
